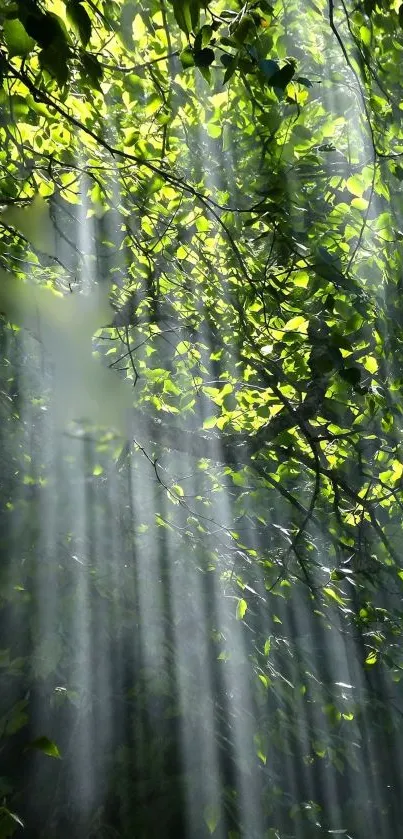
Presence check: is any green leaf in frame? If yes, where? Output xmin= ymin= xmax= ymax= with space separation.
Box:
xmin=0 ymin=699 xmax=28 ymax=737
xmin=80 ymin=52 xmax=103 ymax=89
xmin=346 ymin=175 xmax=364 ymax=197
xmin=0 ymin=195 xmax=55 ymax=256
xmin=295 ymin=76 xmax=313 ymax=87
xmin=203 ymin=416 xmax=218 ymax=429
xmin=258 ymin=58 xmax=279 ymax=80
xmin=3 ymin=19 xmax=35 ymax=57
xmin=309 ymin=347 xmax=343 ymax=374
xmin=171 ymin=0 xmax=200 ymax=35
xmin=198 ymin=65 xmax=211 ymax=83
xmin=189 ymin=0 xmax=201 ymax=30
xmin=339 ymin=367 xmax=361 ymax=386
xmin=222 ymin=54 xmax=239 ymax=84
xmin=314 ymin=246 xmax=343 ymax=282
xmin=265 ymin=60 xmax=296 ymax=90
xmin=254 ymin=732 xmax=267 ymax=764
xmin=351 ymin=196 xmax=369 ymax=210
xmin=194 ymin=47 xmax=215 ymax=68
xmin=231 ymin=14 xmax=255 ymax=44
xmin=365 ymin=650 xmax=377 ymax=666
xmin=66 ymin=0 xmax=92 ymax=46
xmin=24 ymin=11 xmax=67 ymax=49
xmin=200 ymin=24 xmax=213 ymax=47
xmin=0 ymin=807 xmax=24 ymax=838
xmin=236 ymin=598 xmax=248 ymax=620
xmin=180 ymin=46 xmax=195 ymax=69
xmin=203 ymin=803 xmax=220 ymax=835
xmin=323 ymin=587 xmax=345 ymax=606
xmin=39 ymin=37 xmax=70 ymax=86
xmin=27 ymin=736 xmax=61 ymax=758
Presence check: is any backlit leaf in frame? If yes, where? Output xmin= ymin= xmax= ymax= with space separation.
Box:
xmin=3 ymin=19 xmax=35 ymax=57
xmin=27 ymin=736 xmax=61 ymax=758
xmin=323 ymin=587 xmax=345 ymax=606
xmin=236 ymin=598 xmax=248 ymax=620
xmin=66 ymin=0 xmax=92 ymax=46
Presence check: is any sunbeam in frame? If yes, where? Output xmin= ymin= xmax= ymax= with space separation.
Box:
xmin=1 ymin=1 xmax=403 ymax=839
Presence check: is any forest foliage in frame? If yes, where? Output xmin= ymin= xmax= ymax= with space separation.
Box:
xmin=1 ymin=0 xmax=403 ymax=837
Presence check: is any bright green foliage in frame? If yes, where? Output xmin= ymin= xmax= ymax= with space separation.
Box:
xmin=27 ymin=736 xmax=61 ymax=759
xmin=1 ymin=0 xmax=403 ymax=837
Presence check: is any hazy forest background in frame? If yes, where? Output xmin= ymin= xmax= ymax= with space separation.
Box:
xmin=1 ymin=0 xmax=403 ymax=837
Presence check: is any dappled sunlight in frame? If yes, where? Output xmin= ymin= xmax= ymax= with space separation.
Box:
xmin=1 ymin=1 xmax=403 ymax=838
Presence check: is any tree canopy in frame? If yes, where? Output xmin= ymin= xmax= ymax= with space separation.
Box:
xmin=1 ymin=0 xmax=403 ymax=837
